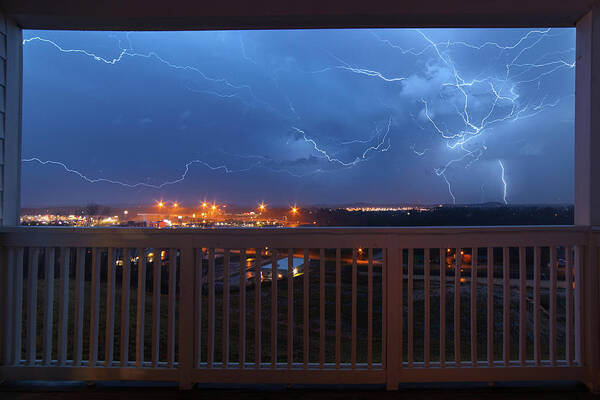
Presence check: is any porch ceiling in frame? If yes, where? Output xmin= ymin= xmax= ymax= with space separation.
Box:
xmin=1 ymin=0 xmax=597 ymax=30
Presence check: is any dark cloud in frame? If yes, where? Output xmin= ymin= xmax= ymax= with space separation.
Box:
xmin=21 ymin=28 xmax=575 ymax=206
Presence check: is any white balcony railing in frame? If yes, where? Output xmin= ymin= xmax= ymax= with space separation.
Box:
xmin=0 ymin=226 xmax=595 ymax=389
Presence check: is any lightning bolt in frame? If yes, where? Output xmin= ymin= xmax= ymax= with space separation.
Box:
xmin=499 ymin=160 xmax=508 ymax=205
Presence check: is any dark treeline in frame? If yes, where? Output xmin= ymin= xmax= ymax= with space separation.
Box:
xmin=308 ymin=205 xmax=573 ymax=226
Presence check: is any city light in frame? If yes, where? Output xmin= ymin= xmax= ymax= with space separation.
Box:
xmin=173 ymin=202 xmax=179 ymax=208
xmin=259 ymin=202 xmax=266 ymax=211
xmin=157 ymin=201 xmax=164 ymax=208
xmin=291 ymin=206 xmax=298 ymax=214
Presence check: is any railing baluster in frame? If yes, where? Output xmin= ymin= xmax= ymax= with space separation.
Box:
xmin=73 ymin=248 xmax=85 ymax=366
xmin=335 ymin=248 xmax=341 ymax=369
xmin=503 ymin=247 xmax=509 ymax=367
xmin=424 ymin=248 xmax=430 ymax=368
xmin=26 ymin=247 xmax=39 ymax=366
xmin=368 ymin=247 xmax=373 ymax=369
xmin=471 ymin=248 xmax=477 ymax=367
xmin=549 ymin=245 xmax=557 ymax=366
xmin=194 ymin=249 xmax=202 ymax=368
xmin=151 ymin=248 xmax=162 ymax=367
xmin=57 ymin=248 xmax=70 ymax=366
xmin=224 ymin=249 xmax=230 ymax=368
xmin=533 ymin=247 xmax=542 ymax=366
xmin=382 ymin=247 xmax=387 ymax=370
xmin=13 ymin=248 xmax=24 ymax=365
xmin=42 ymin=247 xmax=55 ymax=365
xmin=208 ymin=247 xmax=216 ymax=368
xmin=519 ymin=246 xmax=526 ymax=367
xmin=487 ymin=247 xmax=493 ymax=367
xmin=566 ymin=245 xmax=574 ymax=366
xmin=320 ymin=248 xmax=325 ymax=369
xmin=303 ymin=248 xmax=309 ymax=369
xmin=574 ymin=245 xmax=583 ymax=365
xmin=89 ymin=248 xmax=101 ymax=367
xmin=239 ymin=249 xmax=246 ymax=369
xmin=454 ymin=248 xmax=461 ymax=367
xmin=287 ymin=249 xmax=293 ymax=368
xmin=271 ymin=249 xmax=277 ymax=368
xmin=167 ymin=248 xmax=177 ymax=368
xmin=408 ymin=248 xmax=413 ymax=367
xmin=352 ymin=248 xmax=358 ymax=369
xmin=2 ymin=248 xmax=15 ymax=366
xmin=105 ymin=248 xmax=116 ymax=367
xmin=121 ymin=248 xmax=131 ymax=367
xmin=136 ymin=248 xmax=146 ymax=367
xmin=255 ymin=248 xmax=261 ymax=368
xmin=440 ymin=248 xmax=446 ymax=367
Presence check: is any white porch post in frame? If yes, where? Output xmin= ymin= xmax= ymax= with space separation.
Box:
xmin=1 ymin=15 xmax=22 ymax=227
xmin=576 ymin=3 xmax=600 ymax=391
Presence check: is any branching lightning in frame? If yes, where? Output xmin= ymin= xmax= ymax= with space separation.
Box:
xmin=22 ymin=29 xmax=574 ymax=204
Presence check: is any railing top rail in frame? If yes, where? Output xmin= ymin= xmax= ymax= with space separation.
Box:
xmin=0 ymin=225 xmax=589 ymax=249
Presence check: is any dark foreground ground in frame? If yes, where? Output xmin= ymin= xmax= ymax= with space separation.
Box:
xmin=1 ymin=381 xmax=598 ymax=400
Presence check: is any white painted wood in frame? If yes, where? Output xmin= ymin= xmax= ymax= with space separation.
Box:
xmin=352 ymin=248 xmax=358 ymax=368
xmin=368 ymin=247 xmax=373 ymax=369
xmin=167 ymin=248 xmax=177 ymax=368
xmin=382 ymin=248 xmax=387 ymax=370
xmin=255 ymin=247 xmax=261 ymax=368
xmin=320 ymin=248 xmax=325 ymax=369
xmin=487 ymin=247 xmax=493 ymax=367
xmin=26 ymin=247 xmax=39 ymax=366
xmin=287 ymin=249 xmax=293 ymax=368
xmin=12 ymin=247 xmax=23 ymax=365
xmin=519 ymin=246 xmax=526 ymax=366
xmin=471 ymin=248 xmax=477 ymax=366
xmin=424 ymin=248 xmax=430 ymax=368
xmin=454 ymin=248 xmax=461 ymax=367
xmin=386 ymin=246 xmax=402 ymax=390
xmin=566 ymin=245 xmax=574 ymax=366
xmin=503 ymin=247 xmax=509 ymax=366
xmin=271 ymin=249 xmax=277 ymax=368
xmin=440 ymin=248 xmax=446 ymax=367
xmin=136 ymin=248 xmax=146 ymax=367
xmin=575 ymin=6 xmax=600 ymax=226
xmin=73 ymin=248 xmax=85 ymax=366
xmin=57 ymin=248 xmax=70 ymax=365
xmin=574 ymin=245 xmax=583 ymax=365
xmin=549 ymin=245 xmax=557 ymax=366
xmin=303 ymin=248 xmax=309 ymax=368
xmin=2 ymin=17 xmax=23 ymax=226
xmin=2 ymin=247 xmax=15 ymax=365
xmin=224 ymin=248 xmax=230 ymax=368
xmin=120 ymin=248 xmax=131 ymax=367
xmin=42 ymin=248 xmax=54 ymax=365
xmin=208 ymin=247 xmax=215 ymax=368
xmin=151 ymin=248 xmax=161 ymax=367
xmin=335 ymin=248 xmax=341 ymax=369
xmin=105 ymin=248 xmax=116 ymax=367
xmin=533 ymin=246 xmax=541 ymax=366
xmin=177 ymin=242 xmax=194 ymax=389
xmin=89 ymin=248 xmax=101 ymax=367
xmin=239 ymin=248 xmax=246 ymax=369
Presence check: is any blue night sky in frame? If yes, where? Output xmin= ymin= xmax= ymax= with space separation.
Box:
xmin=21 ymin=28 xmax=575 ymax=207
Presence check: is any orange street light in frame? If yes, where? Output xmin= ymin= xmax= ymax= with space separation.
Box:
xmin=291 ymin=207 xmax=298 ymax=214
xmin=211 ymin=204 xmax=217 ymax=211
xmin=157 ymin=201 xmax=164 ymax=208
xmin=259 ymin=203 xmax=266 ymax=211
xmin=173 ymin=202 xmax=179 ymax=208
xmin=202 ymin=202 xmax=208 ymax=208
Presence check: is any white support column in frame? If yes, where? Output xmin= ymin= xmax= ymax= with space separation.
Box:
xmin=575 ymin=3 xmax=600 ymax=227
xmin=1 ymin=14 xmax=22 ymax=226
xmin=576 ymin=5 xmax=600 ymax=392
